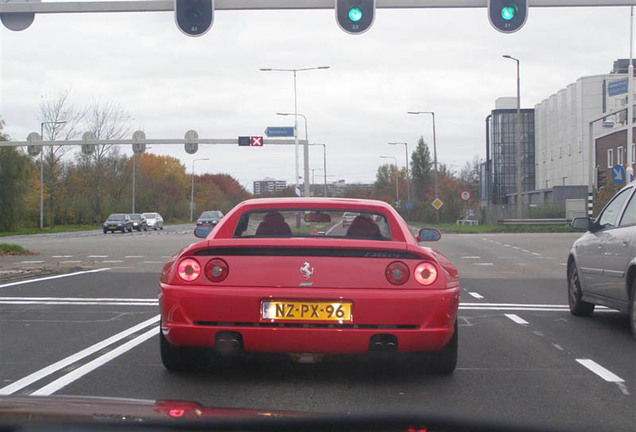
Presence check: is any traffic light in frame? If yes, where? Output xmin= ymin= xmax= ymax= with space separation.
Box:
xmin=488 ymin=0 xmax=528 ymax=34
xmin=175 ymin=0 xmax=214 ymax=37
xmin=336 ymin=0 xmax=375 ymax=35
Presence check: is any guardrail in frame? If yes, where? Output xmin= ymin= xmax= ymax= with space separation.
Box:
xmin=499 ymin=218 xmax=569 ymax=225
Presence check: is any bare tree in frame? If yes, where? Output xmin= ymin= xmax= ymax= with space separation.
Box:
xmin=39 ymin=89 xmax=84 ymax=228
xmin=80 ymin=99 xmax=134 ymax=221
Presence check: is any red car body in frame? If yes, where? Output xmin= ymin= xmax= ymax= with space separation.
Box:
xmin=159 ymin=198 xmax=460 ymax=372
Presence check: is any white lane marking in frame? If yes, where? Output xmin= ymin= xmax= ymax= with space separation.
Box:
xmin=141 ymin=261 xmax=163 ymax=264
xmin=100 ymin=260 xmax=123 ymax=263
xmin=19 ymin=261 xmax=44 ymax=264
xmin=553 ymin=344 xmax=564 ymax=351
xmin=532 ymin=252 xmax=541 ymax=256
xmin=87 ymin=255 xmax=108 ymax=258
xmin=521 ymin=249 xmax=530 ymax=253
xmin=124 ymin=256 xmax=144 ymax=258
xmin=503 ymin=244 xmax=512 ymax=248
xmin=461 ymin=256 xmax=481 ymax=259
xmin=468 ymin=292 xmax=484 ymax=299
xmin=51 ymin=255 xmax=72 ymax=258
xmin=576 ymin=359 xmax=625 ymax=383
xmin=0 ymin=268 xmax=111 ymax=289
xmin=59 ymin=260 xmax=82 ymax=264
xmin=505 ymin=314 xmax=529 ymax=325
xmin=0 ymin=315 xmax=159 ymax=395
xmin=31 ymin=326 xmax=157 ymax=396
xmin=560 ymin=263 xmax=568 ymax=266
xmin=474 ymin=263 xmax=494 ymax=266
xmin=512 ymin=246 xmax=520 ymax=250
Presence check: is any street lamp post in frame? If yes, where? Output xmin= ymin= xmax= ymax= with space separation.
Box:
xmin=260 ymin=66 xmax=329 ymax=197
xmin=190 ymin=157 xmax=210 ymax=222
xmin=277 ymin=111 xmax=310 ymax=196
xmin=389 ymin=142 xmax=410 ymax=204
xmin=380 ymin=155 xmax=399 ymax=204
xmin=503 ymin=54 xmax=523 ymax=219
xmin=39 ymin=120 xmax=67 ymax=229
xmin=408 ymin=111 xmax=439 ymax=223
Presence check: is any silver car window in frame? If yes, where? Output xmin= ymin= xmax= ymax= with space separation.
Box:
xmin=619 ymin=189 xmax=636 ymax=227
xmin=598 ymin=187 xmax=632 ymax=229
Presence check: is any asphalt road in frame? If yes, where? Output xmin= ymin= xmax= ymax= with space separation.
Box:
xmin=0 ymin=229 xmax=635 ymax=430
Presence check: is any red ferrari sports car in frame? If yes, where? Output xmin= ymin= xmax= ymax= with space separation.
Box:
xmin=159 ymin=198 xmax=460 ymax=373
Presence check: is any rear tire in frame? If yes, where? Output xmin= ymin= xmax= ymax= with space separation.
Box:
xmin=425 ymin=321 xmax=458 ymax=374
xmin=160 ymin=328 xmax=211 ymax=371
xmin=568 ymin=262 xmax=595 ymax=317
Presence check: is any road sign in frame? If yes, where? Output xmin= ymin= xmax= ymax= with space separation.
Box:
xmin=251 ymin=136 xmax=263 ymax=147
xmin=265 ymin=127 xmax=294 ymax=137
xmin=431 ymin=198 xmax=444 ymax=210
xmin=26 ymin=132 xmax=41 ymax=156
xmin=460 ymin=190 xmax=471 ymax=201
xmin=608 ymin=78 xmax=629 ymax=96
xmin=81 ymin=131 xmax=96 ymax=155
xmin=611 ymin=164 xmax=626 ymax=185
xmin=132 ymin=130 xmax=147 ymax=154
xmin=406 ymin=202 xmax=414 ymax=210
xmin=184 ymin=130 xmax=198 ymax=154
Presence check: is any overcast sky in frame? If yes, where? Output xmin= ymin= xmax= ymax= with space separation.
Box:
xmin=0 ymin=3 xmax=633 ymax=192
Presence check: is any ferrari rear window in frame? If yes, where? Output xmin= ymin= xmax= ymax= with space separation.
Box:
xmin=233 ymin=209 xmax=391 ymax=240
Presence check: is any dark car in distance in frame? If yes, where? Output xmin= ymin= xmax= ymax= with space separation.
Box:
xmin=103 ymin=214 xmax=133 ymax=234
xmin=196 ymin=210 xmax=224 ymax=226
xmin=130 ymin=213 xmax=148 ymax=231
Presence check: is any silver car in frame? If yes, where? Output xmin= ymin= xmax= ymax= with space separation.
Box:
xmin=568 ymin=183 xmax=636 ymax=339
xmin=143 ymin=212 xmax=164 ymax=230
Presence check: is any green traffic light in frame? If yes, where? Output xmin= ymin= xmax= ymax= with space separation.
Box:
xmin=348 ymin=7 xmax=363 ymax=22
xmin=501 ymin=6 xmax=516 ymax=21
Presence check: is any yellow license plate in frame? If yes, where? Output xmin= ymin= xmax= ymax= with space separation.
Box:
xmin=261 ymin=301 xmax=352 ymax=322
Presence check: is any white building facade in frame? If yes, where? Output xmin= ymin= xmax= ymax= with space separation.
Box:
xmin=534 ymin=62 xmax=634 ymax=191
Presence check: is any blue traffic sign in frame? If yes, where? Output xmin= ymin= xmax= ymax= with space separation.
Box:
xmin=611 ymin=164 xmax=626 ymax=185
xmin=608 ymin=78 xmax=628 ymax=96
xmin=265 ymin=127 xmax=295 ymax=137
xmin=406 ymin=202 xmax=414 ymax=210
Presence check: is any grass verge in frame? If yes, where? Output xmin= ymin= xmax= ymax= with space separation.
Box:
xmin=0 ymin=244 xmax=33 ymax=256
xmin=0 ymin=225 xmax=98 ymax=237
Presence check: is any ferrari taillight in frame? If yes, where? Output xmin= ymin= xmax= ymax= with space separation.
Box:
xmin=177 ymin=258 xmax=201 ymax=282
xmin=385 ymin=261 xmax=409 ymax=285
xmin=414 ymin=262 xmax=438 ymax=286
xmin=205 ymin=258 xmax=229 ymax=282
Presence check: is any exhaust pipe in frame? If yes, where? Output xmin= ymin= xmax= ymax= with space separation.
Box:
xmin=215 ymin=331 xmax=243 ymax=356
xmin=369 ymin=334 xmax=398 ymax=353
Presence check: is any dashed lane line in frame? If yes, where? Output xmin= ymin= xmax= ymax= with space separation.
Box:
xmin=87 ymin=255 xmax=108 ymax=258
xmin=468 ymin=292 xmax=484 ymax=299
xmin=505 ymin=314 xmax=529 ymax=325
xmin=576 ymin=359 xmax=625 ymax=383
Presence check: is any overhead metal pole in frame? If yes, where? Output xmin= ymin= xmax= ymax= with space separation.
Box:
xmin=389 ymin=142 xmax=410 ymax=204
xmin=2 ymin=0 xmax=636 ymax=15
xmin=277 ymin=112 xmax=310 ymax=195
xmin=503 ymin=54 xmax=522 ymax=219
xmin=408 ymin=111 xmax=439 ymax=223
xmin=627 ymin=5 xmax=634 ymax=182
xmin=260 ymin=66 xmax=329 ymax=197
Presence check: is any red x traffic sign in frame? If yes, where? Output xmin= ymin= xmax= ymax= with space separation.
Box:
xmin=251 ymin=136 xmax=263 ymax=146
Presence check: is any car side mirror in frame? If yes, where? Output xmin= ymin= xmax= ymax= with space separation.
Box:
xmin=571 ymin=217 xmax=591 ymax=231
xmin=194 ymin=225 xmax=213 ymax=238
xmin=417 ymin=228 xmax=441 ymax=242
